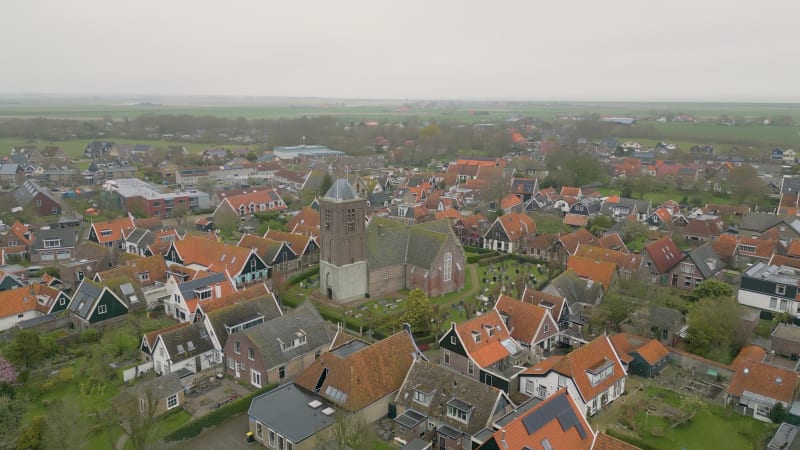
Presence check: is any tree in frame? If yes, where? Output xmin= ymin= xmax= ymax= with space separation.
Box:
xmin=686 ymin=296 xmax=747 ymax=362
xmin=769 ymin=402 xmax=790 ymax=424
xmin=171 ymin=204 xmax=190 ymax=226
xmin=0 ymin=358 xmax=17 ymax=387
xmin=727 ymin=165 xmax=769 ymax=207
xmin=16 ymin=415 xmax=44 ymax=450
xmin=0 ymin=395 xmax=26 ymax=450
xmin=321 ymin=413 xmax=375 ymax=450
xmin=588 ymin=215 xmax=614 ymax=235
xmin=693 ymin=279 xmax=733 ymax=300
xmin=197 ymin=177 xmax=217 ymax=197
xmin=319 ymin=172 xmax=333 ymax=196
xmin=6 ymin=330 xmax=48 ymax=369
xmin=401 ymin=289 xmax=434 ymax=335
xmin=109 ymin=386 xmax=163 ymax=450
xmin=41 ymin=400 xmax=86 ymax=450
xmin=246 ymin=151 xmax=258 ymax=162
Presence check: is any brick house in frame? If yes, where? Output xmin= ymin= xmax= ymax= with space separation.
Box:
xmin=14 ymin=179 xmax=62 ymax=216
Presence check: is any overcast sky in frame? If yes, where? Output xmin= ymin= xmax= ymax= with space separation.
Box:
xmin=1 ymin=0 xmax=798 ymax=102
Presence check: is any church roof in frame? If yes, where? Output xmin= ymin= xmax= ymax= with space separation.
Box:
xmin=324 ymin=178 xmax=359 ymax=202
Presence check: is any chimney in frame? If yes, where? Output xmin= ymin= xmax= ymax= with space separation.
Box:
xmin=214 ymin=283 xmax=222 ymax=298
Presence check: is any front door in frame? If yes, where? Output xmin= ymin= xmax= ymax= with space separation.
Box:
xmin=327 ymin=287 xmax=332 ymax=300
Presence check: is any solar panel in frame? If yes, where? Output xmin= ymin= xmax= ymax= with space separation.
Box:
xmin=120 ymin=283 xmax=135 ymax=296
xmin=522 ymin=392 xmax=571 ymax=436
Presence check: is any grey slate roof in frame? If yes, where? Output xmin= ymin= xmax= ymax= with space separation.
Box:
xmin=33 ymin=228 xmax=76 ymax=251
xmin=646 ymin=305 xmax=684 ymax=330
xmin=241 ymin=302 xmax=334 ymax=370
xmin=599 ymin=197 xmax=652 ymax=216
xmin=14 ymin=179 xmax=60 ymax=207
xmin=128 ymin=371 xmax=186 ymax=400
xmin=248 ymin=383 xmax=339 ymax=444
xmin=687 ymin=242 xmax=726 ymax=279
xmin=323 ymin=178 xmax=359 ymax=202
xmin=366 ymin=217 xmax=454 ymax=271
xmin=206 ymin=297 xmax=283 ymax=349
xmin=125 ymin=228 xmax=152 ymax=246
xmin=0 ymin=164 xmax=19 ymax=175
xmin=543 ymin=270 xmax=603 ymax=308
xmin=739 ymin=212 xmax=784 ymax=232
xmin=68 ymin=279 xmax=106 ymax=319
xmin=160 ymin=322 xmax=215 ymax=360
xmin=394 ymin=360 xmax=506 ymax=436
xmin=178 ymin=272 xmax=228 ymax=300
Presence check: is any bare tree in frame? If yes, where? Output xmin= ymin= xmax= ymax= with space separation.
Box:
xmin=321 ymin=413 xmax=375 ymax=450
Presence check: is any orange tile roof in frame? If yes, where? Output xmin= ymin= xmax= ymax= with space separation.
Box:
xmin=495 ymin=295 xmax=552 ymax=345
xmin=220 ymin=189 xmax=286 ymax=213
xmin=609 ymin=333 xmax=636 ymax=364
xmin=605 ymin=195 xmax=620 ymax=203
xmin=644 ymin=236 xmax=682 ymax=273
xmin=143 ymin=322 xmax=190 ymax=351
xmin=559 ymin=228 xmax=597 ymax=255
xmin=197 ymin=282 xmax=273 ymax=315
xmin=575 ymin=245 xmax=641 ymax=272
xmin=238 ymin=234 xmax=295 ymax=261
xmin=294 ymin=330 xmax=419 ymax=412
xmin=170 ymin=235 xmax=254 ymax=276
xmin=563 ymin=213 xmax=590 ymax=227
xmin=501 ymin=193 xmax=523 ymax=211
xmin=727 ymin=359 xmax=798 ymax=404
xmin=566 ymin=255 xmax=617 ymax=292
xmin=634 ymin=339 xmax=670 ymax=365
xmin=8 ymin=221 xmax=33 ymax=245
xmin=455 ymin=310 xmax=519 ymax=368
xmin=456 ymin=158 xmax=499 ymax=167
xmin=456 ymin=214 xmax=485 ymax=230
xmin=560 ymin=186 xmax=581 ymax=197
xmin=97 ymin=255 xmax=168 ymax=286
xmin=769 ymin=254 xmax=800 ymax=269
xmin=291 ymin=223 xmax=320 ymax=238
xmin=732 ymin=345 xmax=767 ymax=369
xmin=788 ymin=240 xmax=800 ymax=257
xmin=521 ymin=355 xmax=563 ymax=375
xmin=263 ymin=229 xmax=314 ymax=255
xmin=593 ymin=432 xmax=642 ymax=450
xmin=520 ymin=288 xmax=566 ymax=324
xmin=496 ymin=212 xmax=537 ymax=241
xmin=552 ymin=335 xmax=626 ymax=404
xmin=91 ymin=216 xmax=135 ymax=244
xmin=738 ymin=236 xmax=775 ymax=258
xmin=712 ymin=234 xmax=738 ymax=258
xmin=0 ymin=284 xmax=62 ymax=318
xmin=435 ymin=208 xmax=462 ymax=221
xmin=286 ymin=206 xmax=320 ymax=231
xmin=597 ymin=233 xmax=628 ymax=253
xmin=485 ymin=388 xmax=593 ymax=450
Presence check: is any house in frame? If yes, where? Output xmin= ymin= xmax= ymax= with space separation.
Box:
xmin=452 ymin=214 xmax=486 ymax=247
xmin=213 ymin=189 xmax=287 ymax=223
xmin=113 ymin=371 xmax=186 ymax=417
xmin=84 ymin=141 xmax=113 ymax=158
xmin=566 ymin=256 xmax=617 ymax=293
xmin=238 ymin=234 xmax=298 ymax=274
xmin=262 ymin=229 xmax=319 ymax=269
xmin=438 ymin=310 xmax=526 ymax=393
xmin=223 ymin=302 xmax=334 ymax=387
xmin=0 ymin=284 xmax=71 ymax=332
xmin=683 ymin=217 xmax=725 ymax=242
xmin=0 ymin=163 xmax=23 ymax=186
xmin=29 ymin=228 xmax=76 ymax=264
xmin=476 ymin=389 xmax=594 ymax=450
xmin=738 ymin=262 xmax=800 ymax=317
xmin=88 ymin=216 xmax=135 ymax=249
xmin=151 ymin=322 xmax=217 ymax=376
xmin=0 ymin=271 xmax=24 ymax=292
xmin=738 ymin=212 xmax=800 ymax=240
xmin=495 ymin=294 xmax=560 ymax=352
xmin=68 ymin=278 xmax=140 ymax=330
xmin=393 ymin=360 xmax=514 ymax=449
xmin=14 ymin=179 xmax=62 ymax=216
xmin=520 ymin=287 xmax=570 ymax=331
xmin=140 ymin=322 xmax=190 ymax=363
xmin=500 ymin=193 xmax=523 ymax=214
xmin=509 ymin=177 xmax=538 ymax=202
xmin=0 ymin=221 xmax=34 ymax=261
xmin=610 ymin=333 xmax=670 ymax=378
xmin=163 ymin=272 xmax=236 ymax=322
xmin=625 ymin=305 xmax=685 ymax=347
xmin=482 ymin=212 xmax=537 ymax=254
xmin=200 ymin=292 xmax=283 ymax=357
xmin=599 ymin=198 xmax=652 ymax=222
xmin=725 ymin=345 xmax=800 ymax=422
xmin=667 ymin=242 xmax=726 ymax=290
xmin=574 ymin=245 xmax=641 ymax=279
xmin=641 ymin=236 xmax=683 ymax=284
xmin=771 ymin=323 xmax=800 ymax=359
xmin=286 ymin=206 xmax=320 ymax=232
xmin=518 ymin=335 xmax=626 ymax=416
xmin=164 ymin=235 xmax=269 ymax=288
xmin=543 ymin=271 xmax=604 ymax=341
xmin=194 ymin=217 xmax=215 ymax=232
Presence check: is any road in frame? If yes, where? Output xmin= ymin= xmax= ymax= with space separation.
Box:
xmin=170 ymin=413 xmax=255 ymax=450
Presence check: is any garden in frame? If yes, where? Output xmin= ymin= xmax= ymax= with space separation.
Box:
xmin=606 ymin=385 xmax=776 ymax=450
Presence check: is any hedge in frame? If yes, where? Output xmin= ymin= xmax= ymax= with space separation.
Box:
xmin=463 ymin=245 xmax=494 ymax=254
xmin=478 ymin=254 xmax=513 ymax=266
xmin=288 ymin=266 xmax=319 ymax=286
xmin=604 ymin=428 xmax=660 ymax=450
xmin=467 ymin=251 xmax=499 ymax=264
xmin=164 ymin=383 xmax=278 ymax=442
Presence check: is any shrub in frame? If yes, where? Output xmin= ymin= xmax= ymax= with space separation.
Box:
xmin=79 ymin=328 xmax=101 ymax=344
xmin=288 ymin=266 xmax=319 ymax=286
xmin=164 ymin=384 xmax=278 ymax=441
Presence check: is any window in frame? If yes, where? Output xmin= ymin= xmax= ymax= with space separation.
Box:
xmin=557 ymin=375 xmax=567 ymax=388
xmin=279 ymin=366 xmax=286 ymax=379
xmin=771 ymin=297 xmax=778 ymax=309
xmin=268 ymin=430 xmax=276 ymax=447
xmin=781 ymin=299 xmax=789 ymax=311
xmin=443 ymin=350 xmax=451 ymax=366
xmin=447 ymin=405 xmax=469 ymax=423
xmin=286 ymin=441 xmax=293 ymax=450
xmin=51 ymin=207 xmax=58 ymax=215
xmin=137 ymin=272 xmax=150 ymax=281
xmin=196 ymin=288 xmax=212 ymax=300
xmin=139 ymin=398 xmax=146 ymax=413
xmin=346 ymin=208 xmax=356 ymax=232
xmin=467 ymin=359 xmax=474 ymax=375
xmin=471 ymin=331 xmax=481 ymax=343
xmin=167 ymin=394 xmax=179 ymax=410
xmin=251 ymin=369 xmax=262 ymax=388
xmin=248 ymin=347 xmax=255 ymax=361
xmin=777 ymin=284 xmax=787 ymax=295
xmin=43 ymin=239 xmax=61 ymax=248
xmin=234 ymin=341 xmax=241 ymax=354
xmin=324 ymin=209 xmax=331 ymax=231
xmin=227 ymin=357 xmax=234 ymax=370
xmin=382 ymin=269 xmax=388 ymax=280
xmin=756 ymin=404 xmax=771 ymax=418
xmin=256 ymin=422 xmax=263 ymax=439
xmin=443 ymin=252 xmax=452 ymax=282
xmin=450 ymin=336 xmax=456 ymax=345
xmin=98 ymin=304 xmax=107 ymax=314
xmin=544 ymin=324 xmax=549 ymax=333
xmin=680 ymin=263 xmax=693 ymax=274
xmin=36 ymin=199 xmax=42 ymax=207
xmin=538 ymin=385 xmax=547 ymax=399
xmin=414 ymin=390 xmax=433 ymax=406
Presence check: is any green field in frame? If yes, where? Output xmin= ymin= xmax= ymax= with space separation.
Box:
xmin=0 ymin=137 xmax=212 ymax=159
xmin=622 ymin=121 xmax=800 ymax=149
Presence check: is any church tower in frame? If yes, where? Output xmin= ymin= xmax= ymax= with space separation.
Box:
xmin=319 ymin=178 xmax=368 ymax=303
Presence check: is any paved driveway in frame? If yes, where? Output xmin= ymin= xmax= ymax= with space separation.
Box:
xmin=171 ymin=413 xmax=254 ymax=450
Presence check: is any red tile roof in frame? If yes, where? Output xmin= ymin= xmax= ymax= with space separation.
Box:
xmin=169 ymin=235 xmax=254 ymax=276
xmin=8 ymin=221 xmax=33 ymax=246
xmin=684 ymin=218 xmax=725 ymax=237
xmin=560 ymin=186 xmax=581 ymax=197
xmin=435 ymin=208 xmax=462 ymax=221
xmin=597 ymin=233 xmax=628 ymax=253
xmin=0 ymin=284 xmax=62 ymax=318
xmin=286 ymin=206 xmax=320 ymax=231
xmin=495 ymin=295 xmax=554 ymax=345
xmin=566 ymin=255 xmax=617 ymax=292
xmin=91 ymin=216 xmax=135 ymax=244
xmin=593 ymin=432 xmax=641 ymax=450
xmin=552 ymin=335 xmax=626 ymax=404
xmin=559 ymin=228 xmax=597 ymax=255
xmin=484 ymin=388 xmax=593 ymax=450
xmin=219 ymin=189 xmax=286 ymax=213
xmin=564 ymin=213 xmax=590 ymax=227
xmin=727 ymin=358 xmax=798 ymax=404
xmin=644 ymin=236 xmax=682 ymax=273
xmin=501 ymin=193 xmax=523 ymax=211
xmin=609 ymin=334 xmax=636 ymax=364
xmin=496 ymin=212 xmax=537 ymax=241
xmin=454 ymin=310 xmax=519 ymax=368
xmin=634 ymin=339 xmax=670 ymax=365
xmin=575 ymin=245 xmax=641 ymax=272
xmin=520 ymin=288 xmax=566 ymax=324
xmin=263 ymin=230 xmax=314 ymax=256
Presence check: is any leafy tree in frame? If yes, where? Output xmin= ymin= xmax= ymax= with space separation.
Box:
xmin=727 ymin=165 xmax=769 ymax=207
xmin=693 ymin=279 xmax=733 ymax=300
xmin=246 ymin=151 xmax=257 ymax=162
xmin=319 ymin=172 xmax=333 ymax=196
xmin=41 ymin=400 xmax=86 ymax=450
xmin=197 ymin=178 xmax=217 ymax=196
xmin=588 ymin=215 xmax=614 ymax=235
xmin=6 ymin=331 xmax=48 ymax=369
xmin=401 ymin=289 xmax=434 ymax=335
xmin=769 ymin=402 xmax=790 ymax=424
xmin=686 ymin=296 xmax=747 ymax=363
xmin=16 ymin=415 xmax=44 ymax=450
xmin=171 ymin=204 xmax=190 ymax=226
xmin=0 ymin=358 xmax=17 ymax=386
xmin=0 ymin=395 xmax=26 ymax=450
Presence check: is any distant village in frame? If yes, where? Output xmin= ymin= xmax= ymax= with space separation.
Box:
xmin=1 ymin=129 xmax=800 ymax=450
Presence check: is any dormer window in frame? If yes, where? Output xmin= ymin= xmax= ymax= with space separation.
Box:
xmin=43 ymin=239 xmax=61 ymax=248
xmin=446 ymin=399 xmax=473 ymax=424
xmin=100 ymin=229 xmax=112 ymax=237
xmin=137 ymin=272 xmax=150 ymax=282
xmin=587 ymin=359 xmax=614 ymax=386
xmin=195 ymin=287 xmax=212 ymax=300
xmin=413 ymin=388 xmax=434 ymax=406
xmin=776 ymin=284 xmax=787 ymax=296
xmin=471 ymin=330 xmax=481 ymax=343
xmin=484 ymin=324 xmax=495 ymax=337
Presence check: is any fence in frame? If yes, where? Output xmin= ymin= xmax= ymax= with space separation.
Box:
xmin=123 ymin=361 xmax=155 ymax=382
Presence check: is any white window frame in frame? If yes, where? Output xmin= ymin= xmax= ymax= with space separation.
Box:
xmin=251 ymin=368 xmax=262 ymax=388
xmin=98 ymin=304 xmax=107 ymax=314
xmin=443 ymin=252 xmax=453 ymax=282
xmin=167 ymin=394 xmax=179 ymax=410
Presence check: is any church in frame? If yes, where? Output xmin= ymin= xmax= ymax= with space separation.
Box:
xmin=320 ymin=179 xmax=466 ymax=303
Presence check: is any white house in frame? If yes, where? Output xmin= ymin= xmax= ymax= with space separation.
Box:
xmin=151 ymin=322 xmax=217 ymax=375
xmin=518 ymin=335 xmax=626 ymax=416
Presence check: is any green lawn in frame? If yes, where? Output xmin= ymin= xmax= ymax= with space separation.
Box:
xmin=0 ymin=136 xmax=213 ymax=159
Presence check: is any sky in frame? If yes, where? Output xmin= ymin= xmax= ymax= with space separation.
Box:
xmin=1 ymin=0 xmax=799 ymax=102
